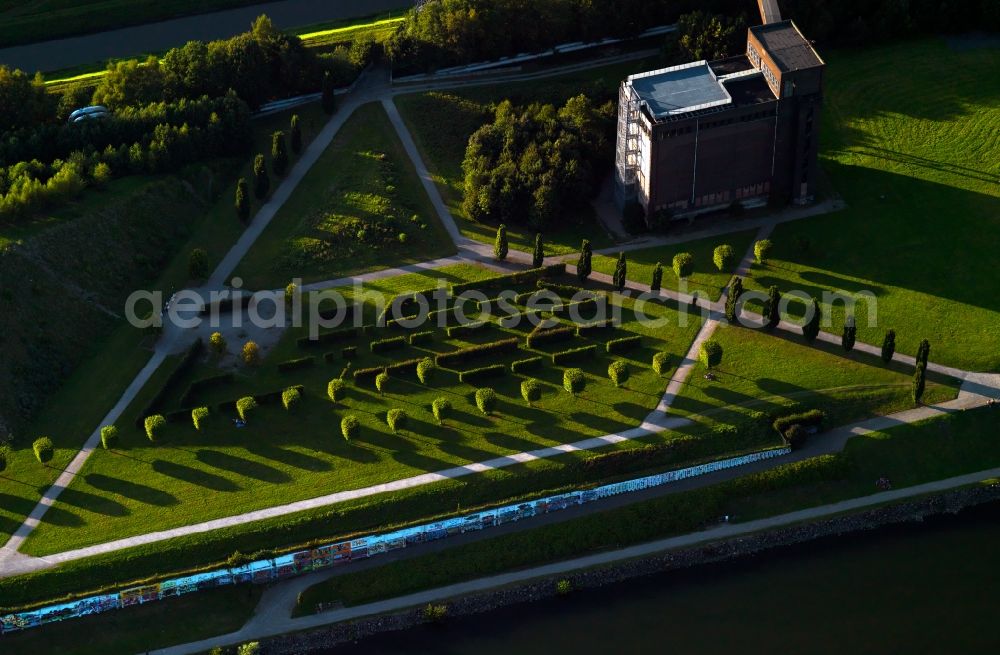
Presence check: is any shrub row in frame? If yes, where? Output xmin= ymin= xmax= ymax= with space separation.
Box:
xmin=297 ymin=327 xmax=358 ymax=349
xmin=135 ymin=338 xmax=204 ymax=427
xmin=773 ymin=409 xmax=827 ymax=436
xmin=525 ymin=325 xmax=576 ymax=348
xmin=459 ymin=365 xmax=507 ymax=385
xmin=215 ymin=385 xmax=304 ymax=413
xmin=351 ymin=358 xmax=427 ymax=386
xmin=324 ymin=346 xmax=357 ymax=363
xmin=434 ymin=338 xmax=519 ymax=367
xmin=575 ymin=318 xmax=616 ymax=338
xmin=606 ymin=335 xmax=642 ymax=354
xmin=178 ymin=372 xmax=234 ymax=409
xmin=446 ymin=321 xmax=490 ymax=338
xmin=511 ymin=356 xmax=544 ymax=374
xmin=553 ymin=297 xmax=601 ymax=317
xmin=551 ymin=344 xmax=598 ymax=365
xmin=370 ymin=336 xmax=408 ymax=353
xmin=450 ymin=263 xmax=565 ymax=296
xmin=535 ymin=280 xmax=597 ymax=300
xmin=276 ymin=356 xmax=315 ymax=373
xmin=409 ymin=331 xmax=434 ymax=345
xmin=378 ymin=288 xmax=442 ymax=324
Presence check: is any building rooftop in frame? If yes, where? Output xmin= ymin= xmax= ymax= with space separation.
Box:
xmin=750 ymin=20 xmax=824 ymax=72
xmin=627 ymin=61 xmax=732 ymax=119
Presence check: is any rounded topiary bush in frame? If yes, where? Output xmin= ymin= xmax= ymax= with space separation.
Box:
xmin=236 ymin=396 xmax=258 ymax=422
xmin=475 ymin=388 xmax=497 ymax=415
xmin=417 ymin=358 xmax=435 ymax=385
xmin=713 ymin=244 xmax=736 ymax=272
xmin=375 ymin=372 xmax=390 ymax=395
xmin=100 ymin=425 xmax=119 ymax=449
xmin=327 ymin=378 xmax=345 ymax=403
xmin=387 ymin=408 xmax=408 ymax=433
xmin=242 ymin=340 xmax=261 ymax=366
xmin=192 ymin=407 xmax=209 ymax=431
xmin=652 ymin=351 xmax=671 ymax=376
xmin=699 ymin=339 xmax=723 ymax=369
xmin=672 ymin=252 xmax=694 ymax=279
xmin=563 ymin=368 xmax=586 ymax=395
xmin=209 ymin=331 xmax=227 ymax=356
xmin=0 ymin=445 xmax=11 ymax=473
xmin=33 ymin=437 xmax=54 ymax=463
xmin=432 ymin=397 xmax=452 ymax=424
xmin=144 ymin=415 xmax=166 ymax=443
xmin=608 ymin=360 xmax=629 ymax=387
xmin=521 ymin=378 xmax=542 ymax=405
xmin=341 ymin=415 xmax=360 ymax=442
xmin=282 ymin=387 xmax=301 ymax=411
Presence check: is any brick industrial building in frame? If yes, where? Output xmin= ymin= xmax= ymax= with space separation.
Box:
xmin=615 ymin=1 xmax=824 ymax=219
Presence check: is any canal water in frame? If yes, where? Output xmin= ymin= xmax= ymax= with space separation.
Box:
xmin=327 ymin=502 xmax=1000 ymax=654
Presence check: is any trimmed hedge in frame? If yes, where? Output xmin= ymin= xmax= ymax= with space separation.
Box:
xmin=342 ymin=346 xmax=357 ymax=359
xmin=535 ymin=280 xmax=597 ymax=300
xmin=575 ymin=318 xmax=616 ymax=338
xmin=351 ymin=358 xmax=425 ymax=386
xmin=451 ymin=263 xmax=565 ymax=295
xmin=511 ymin=356 xmax=544 ymax=374
xmin=134 ymin=338 xmax=204 ymax=427
xmin=526 ymin=325 xmax=576 ymax=348
xmin=297 ymin=327 xmax=358 ymax=349
xmin=276 ymin=356 xmax=315 ymax=373
xmin=459 ymin=365 xmax=507 ymax=385
xmin=552 ymin=297 xmax=601 ymax=318
xmin=446 ymin=321 xmax=489 ymax=338
xmin=317 ymin=305 xmax=355 ymax=324
xmin=353 ymin=366 xmax=385 ymax=386
xmin=774 ymin=409 xmax=826 ymax=437
xmin=370 ymin=336 xmax=407 ymax=353
xmin=409 ymin=331 xmax=434 ymax=345
xmin=215 ymin=385 xmax=304 ymax=413
xmin=178 ymin=372 xmax=234 ymax=408
xmin=551 ymin=345 xmax=598 ymax=365
xmin=606 ymin=335 xmax=642 ymax=354
xmin=435 ymin=338 xmax=519 ymax=367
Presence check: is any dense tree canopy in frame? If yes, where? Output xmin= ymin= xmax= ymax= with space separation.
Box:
xmin=461 ymin=95 xmax=613 ymax=231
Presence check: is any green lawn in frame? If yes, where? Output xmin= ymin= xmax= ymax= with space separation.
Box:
xmin=20 ymin=268 xmax=703 ymax=556
xmin=743 ymin=38 xmax=1000 ymax=371
xmin=591 ymin=229 xmax=759 ymax=302
xmin=294 ymin=405 xmax=1000 ymax=612
xmin=393 ymin=54 xmax=670 ymax=256
xmin=234 ymin=103 xmax=457 ymax=290
xmin=0 ymin=103 xmax=329 ymax=546
xmin=0 ymin=584 xmax=260 ymax=655
xmin=672 ymin=323 xmax=961 ymax=433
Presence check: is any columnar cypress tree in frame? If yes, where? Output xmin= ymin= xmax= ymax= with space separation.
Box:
xmin=650 ymin=262 xmax=663 ymax=292
xmin=802 ymin=297 xmax=821 ymax=343
xmin=577 ymin=239 xmax=592 ymax=282
xmin=290 ymin=114 xmax=302 ymax=154
xmin=725 ymin=276 xmax=744 ymax=323
xmin=765 ymin=285 xmax=781 ymax=330
xmin=612 ymin=251 xmax=627 ymax=291
xmin=252 ymin=154 xmax=269 ymax=199
xmin=532 ymin=233 xmax=544 ymax=268
xmin=881 ymin=329 xmax=897 ymax=364
xmin=912 ymin=362 xmax=926 ymax=405
xmin=235 ymin=177 xmax=250 ymax=222
xmin=842 ymin=316 xmax=857 ymax=352
xmin=916 ymin=339 xmax=931 ymax=368
xmin=494 ymin=224 xmax=508 ymax=261
xmin=271 ymin=130 xmax=288 ymax=176
xmin=321 ymin=72 xmax=336 ymax=114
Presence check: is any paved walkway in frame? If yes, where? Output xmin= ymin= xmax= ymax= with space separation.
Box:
xmin=150 ymin=465 xmax=1000 ymax=655
xmin=0 ymin=0 xmax=411 ymax=73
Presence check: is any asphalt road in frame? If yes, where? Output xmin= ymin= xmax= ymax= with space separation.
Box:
xmin=0 ymin=0 xmax=413 ymax=73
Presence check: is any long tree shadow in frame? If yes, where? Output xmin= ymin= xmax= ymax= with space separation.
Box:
xmin=41 ymin=487 xmax=129 ymax=518
xmin=83 ymin=473 xmax=179 ymax=507
xmin=483 ymin=430 xmax=551 ymax=453
xmin=152 ymin=459 xmax=240 ymax=492
xmin=246 ymin=443 xmax=331 ymax=473
xmin=195 ymin=450 xmax=291 ymax=484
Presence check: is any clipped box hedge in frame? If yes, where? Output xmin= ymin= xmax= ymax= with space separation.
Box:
xmin=450 ymin=263 xmax=565 ymax=296
xmin=511 ymin=356 xmax=544 ymax=374
xmin=276 ymin=356 xmax=316 ymax=373
xmin=134 ymin=338 xmax=204 ymax=427
xmin=446 ymin=320 xmax=490 ymax=338
xmin=606 ymin=335 xmax=642 ymax=354
xmin=435 ymin=337 xmax=519 ymax=367
xmin=370 ymin=336 xmax=407 ymax=353
xmin=297 ymin=327 xmax=358 ymax=349
xmin=526 ymin=325 xmax=576 ymax=348
xmin=773 ymin=409 xmax=826 ymax=436
xmin=178 ymin=372 xmax=235 ymax=408
xmin=459 ymin=364 xmax=507 ymax=385
xmin=576 ymin=318 xmax=616 ymax=338
xmin=409 ymin=330 xmax=435 ymax=345
xmin=551 ymin=344 xmax=598 ymax=365
xmin=536 ymin=280 xmax=597 ymax=300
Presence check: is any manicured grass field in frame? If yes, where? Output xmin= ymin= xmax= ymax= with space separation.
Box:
xmin=0 ymin=584 xmax=260 ymax=655
xmin=0 ymin=104 xmax=329 ymax=546
xmin=672 ymin=323 xmax=961 ymax=431
xmin=590 ymin=229 xmax=759 ymax=302
xmin=294 ymin=405 xmax=1000 ymax=612
xmin=234 ymin=103 xmax=457 ymax=290
xmin=20 ymin=267 xmax=703 ymax=556
xmin=743 ymin=38 xmax=1000 ymax=371
xmin=393 ymin=55 xmax=668 ymax=255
